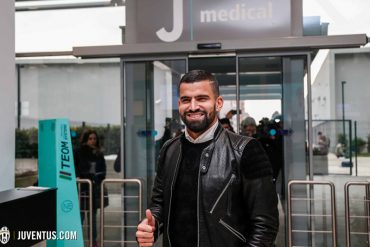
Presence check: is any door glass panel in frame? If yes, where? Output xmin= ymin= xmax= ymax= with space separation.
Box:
xmin=238 ymin=55 xmax=310 ymax=246
xmin=238 ymin=56 xmax=283 ymax=181
xmin=124 ymin=59 xmax=186 ymax=207
xmin=123 ymin=59 xmax=186 ymax=244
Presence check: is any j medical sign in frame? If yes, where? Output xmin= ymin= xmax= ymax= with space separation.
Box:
xmin=133 ymin=0 xmax=291 ymax=43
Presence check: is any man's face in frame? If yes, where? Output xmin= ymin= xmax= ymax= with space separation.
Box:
xmin=178 ymin=80 xmax=223 ymax=138
xmin=245 ymin=124 xmax=256 ymax=137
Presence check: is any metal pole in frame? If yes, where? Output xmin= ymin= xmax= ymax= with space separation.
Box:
xmin=349 ymin=121 xmax=352 ymax=176
xmin=77 ymin=178 xmax=93 ymax=247
xmin=341 ymin=81 xmax=346 ymax=153
xmin=344 ymin=182 xmax=351 ymax=247
xmin=236 ymin=55 xmax=240 ymax=134
xmin=287 ymin=181 xmax=293 ymax=247
xmin=330 ymin=181 xmax=337 ymax=247
xmin=366 ymin=183 xmax=370 ymax=247
xmin=16 ymin=65 xmax=21 ymax=129
xmin=307 ymin=54 xmax=315 ymax=247
xmin=354 ymin=121 xmax=358 ymax=176
xmin=307 ymin=54 xmax=314 ymax=181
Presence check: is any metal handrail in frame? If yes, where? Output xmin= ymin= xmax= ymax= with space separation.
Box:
xmin=100 ymin=178 xmax=143 ymax=247
xmin=288 ymin=180 xmax=337 ymax=247
xmin=77 ymin=178 xmax=93 ymax=247
xmin=344 ymin=181 xmax=370 ymax=247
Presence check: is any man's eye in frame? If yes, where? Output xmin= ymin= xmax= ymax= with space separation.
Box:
xmin=198 ymin=97 xmax=208 ymax=101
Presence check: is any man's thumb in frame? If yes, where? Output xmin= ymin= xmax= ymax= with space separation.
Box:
xmin=146 ymin=209 xmax=155 ymax=227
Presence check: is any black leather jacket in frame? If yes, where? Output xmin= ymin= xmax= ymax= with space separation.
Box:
xmin=150 ymin=124 xmax=279 ymax=247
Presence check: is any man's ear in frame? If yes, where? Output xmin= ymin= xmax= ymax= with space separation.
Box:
xmin=216 ymin=96 xmax=224 ymax=112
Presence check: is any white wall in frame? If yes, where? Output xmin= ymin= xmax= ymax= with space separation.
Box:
xmin=312 ymin=48 xmax=370 ymax=140
xmin=0 ymin=0 xmax=16 ymax=191
xmin=334 ymin=49 xmax=370 ymax=140
xmin=18 ymin=60 xmax=120 ymax=128
xmin=311 ymin=53 xmax=334 ymax=120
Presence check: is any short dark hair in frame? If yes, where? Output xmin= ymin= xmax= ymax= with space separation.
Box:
xmin=178 ymin=70 xmax=219 ymax=97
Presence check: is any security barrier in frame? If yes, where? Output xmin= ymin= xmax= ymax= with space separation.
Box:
xmin=76 ymin=178 xmax=93 ymax=247
xmin=344 ymin=181 xmax=370 ymax=247
xmin=78 ymin=177 xmax=370 ymax=246
xmin=288 ymin=180 xmax=337 ymax=247
xmin=100 ymin=178 xmax=143 ymax=247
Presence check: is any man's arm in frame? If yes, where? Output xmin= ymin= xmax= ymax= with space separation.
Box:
xmin=241 ymin=139 xmax=279 ymax=246
xmin=243 ymin=176 xmax=279 ymax=246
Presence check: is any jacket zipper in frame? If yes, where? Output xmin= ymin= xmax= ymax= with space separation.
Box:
xmin=219 ymin=219 xmax=247 ymax=243
xmin=197 ymin=148 xmax=209 ymax=247
xmin=209 ymin=174 xmax=236 ymax=214
xmin=167 ymin=148 xmax=182 ymax=247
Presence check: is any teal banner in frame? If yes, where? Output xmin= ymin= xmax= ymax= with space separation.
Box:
xmin=38 ymin=119 xmax=83 ymax=246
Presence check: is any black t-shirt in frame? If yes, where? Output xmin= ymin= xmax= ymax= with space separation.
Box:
xmin=169 ymin=137 xmax=212 ymax=247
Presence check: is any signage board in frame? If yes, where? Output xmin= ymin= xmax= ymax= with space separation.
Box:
xmin=38 ymin=119 xmax=83 ymax=247
xmin=131 ymin=0 xmax=291 ymax=43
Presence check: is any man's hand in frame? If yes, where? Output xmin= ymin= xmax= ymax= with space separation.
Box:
xmin=136 ymin=209 xmax=156 ymax=246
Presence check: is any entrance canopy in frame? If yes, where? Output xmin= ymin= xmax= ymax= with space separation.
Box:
xmin=72 ymin=34 xmax=368 ymax=58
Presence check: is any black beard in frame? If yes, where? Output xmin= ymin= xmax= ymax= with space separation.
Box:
xmin=181 ymin=107 xmax=217 ymax=133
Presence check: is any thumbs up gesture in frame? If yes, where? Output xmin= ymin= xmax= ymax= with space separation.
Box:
xmin=136 ymin=209 xmax=156 ymax=246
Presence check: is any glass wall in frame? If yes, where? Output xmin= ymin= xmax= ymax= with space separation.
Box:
xmin=308 ymin=49 xmax=370 ymax=246
xmin=16 ymin=58 xmax=121 ymax=186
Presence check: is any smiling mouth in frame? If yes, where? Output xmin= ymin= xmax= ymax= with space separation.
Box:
xmin=186 ymin=112 xmax=204 ymax=120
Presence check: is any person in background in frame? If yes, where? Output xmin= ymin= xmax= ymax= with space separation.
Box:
xmin=225 ymin=109 xmax=240 ymax=120
xmin=75 ymin=129 xmax=108 ymax=247
xmin=219 ymin=117 xmax=235 ymax=132
xmin=241 ymin=116 xmax=257 ymax=137
xmin=317 ymin=131 xmax=330 ymax=155
xmin=257 ymin=119 xmax=283 ymax=184
xmin=136 ymin=70 xmax=278 ymax=247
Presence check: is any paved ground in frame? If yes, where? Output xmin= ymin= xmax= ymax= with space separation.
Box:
xmin=327 ymin=152 xmax=370 ymax=176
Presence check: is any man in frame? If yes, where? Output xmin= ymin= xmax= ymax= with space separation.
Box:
xmin=317 ymin=131 xmax=330 ymax=155
xmin=241 ymin=116 xmax=257 ymax=137
xmin=136 ymin=70 xmax=279 ymax=247
xmin=219 ymin=117 xmax=235 ymax=133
